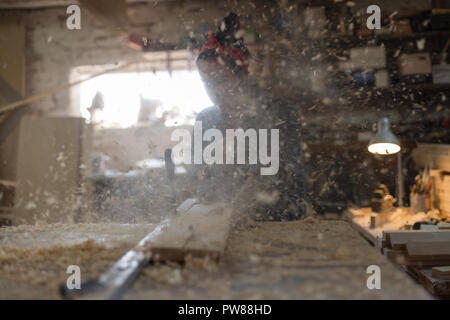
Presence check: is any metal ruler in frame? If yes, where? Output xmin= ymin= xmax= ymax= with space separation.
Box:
xmin=61 ymin=198 xmax=199 ymax=300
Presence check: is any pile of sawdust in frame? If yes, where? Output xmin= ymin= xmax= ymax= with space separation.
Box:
xmin=0 ymin=238 xmax=129 ymax=299
xmin=0 ymin=223 xmax=156 ymax=299
xmin=0 ymin=222 xmax=154 ymax=248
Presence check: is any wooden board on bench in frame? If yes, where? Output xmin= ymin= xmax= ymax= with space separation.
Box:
xmin=149 ymin=203 xmax=232 ymax=262
xmin=383 ymin=230 xmax=450 ymax=250
xmin=432 ymin=266 xmax=450 ymax=280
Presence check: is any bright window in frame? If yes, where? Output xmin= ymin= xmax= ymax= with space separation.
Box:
xmin=79 ymin=70 xmax=212 ymax=128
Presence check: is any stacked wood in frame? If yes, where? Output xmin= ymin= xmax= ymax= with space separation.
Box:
xmin=382 ymin=230 xmax=450 ymax=267
xmin=432 ymin=266 xmax=450 ymax=280
xmin=403 ymin=267 xmax=448 ymax=297
xmin=414 ymin=268 xmax=450 ymax=297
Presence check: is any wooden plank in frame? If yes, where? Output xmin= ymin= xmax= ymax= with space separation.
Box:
xmin=405 ymin=267 xmax=450 ymax=297
xmin=385 ymin=249 xmax=450 ymax=266
xmin=432 ymin=266 xmax=450 ymax=280
xmin=420 ymin=269 xmax=450 ymax=296
xmin=421 ymin=224 xmax=439 ymax=231
xmin=406 ymin=242 xmax=450 ymax=257
xmin=150 ymin=203 xmax=232 ymax=262
xmin=384 ymin=230 xmax=450 ymax=250
xmin=175 ymin=198 xmax=198 ymax=215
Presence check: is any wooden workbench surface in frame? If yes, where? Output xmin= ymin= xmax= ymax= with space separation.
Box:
xmin=0 ymin=218 xmax=431 ymax=299
xmin=345 ymin=207 xmax=446 ymax=246
xmin=125 ymin=218 xmax=430 ymax=299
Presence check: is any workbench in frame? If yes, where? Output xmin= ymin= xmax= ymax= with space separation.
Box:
xmin=0 ymin=217 xmax=431 ymax=299
xmin=124 ymin=218 xmax=430 ymax=299
xmin=345 ymin=207 xmax=450 ymax=298
xmin=344 ymin=207 xmax=444 ymax=248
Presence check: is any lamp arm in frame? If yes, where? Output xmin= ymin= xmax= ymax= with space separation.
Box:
xmin=397 ymin=152 xmax=404 ymax=207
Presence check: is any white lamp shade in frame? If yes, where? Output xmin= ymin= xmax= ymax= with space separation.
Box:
xmin=368 ymin=143 xmax=401 ymax=155
xmin=368 ymin=118 xmax=400 ymax=155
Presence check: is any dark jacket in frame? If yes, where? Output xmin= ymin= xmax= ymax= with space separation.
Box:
xmin=190 ymin=88 xmax=306 ymax=221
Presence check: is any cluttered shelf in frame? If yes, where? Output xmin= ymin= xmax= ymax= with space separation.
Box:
xmin=326 ymin=83 xmax=450 ymax=98
xmin=292 ymin=82 xmax=450 ymax=120
xmin=316 ymin=31 xmax=450 ymax=47
xmin=387 ymin=83 xmax=450 ymax=91
xmin=301 ymin=7 xmax=450 ymax=93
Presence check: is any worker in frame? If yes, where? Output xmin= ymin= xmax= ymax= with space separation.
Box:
xmin=190 ymin=12 xmax=307 ymax=222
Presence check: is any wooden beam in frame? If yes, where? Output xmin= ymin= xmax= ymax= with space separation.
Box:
xmin=385 ymin=249 xmax=450 ymax=267
xmin=432 ymin=266 xmax=450 ymax=280
xmin=383 ymin=230 xmax=450 ymax=250
xmin=421 ymin=269 xmax=450 ymax=296
xmin=149 ymin=203 xmax=232 ymax=262
xmin=407 ymin=242 xmax=450 ymax=257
